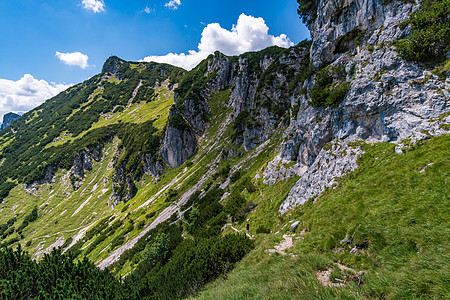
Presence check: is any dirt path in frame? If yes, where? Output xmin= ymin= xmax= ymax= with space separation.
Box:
xmin=316 ymin=263 xmax=357 ymax=287
xmin=267 ymin=234 xmax=295 ymax=256
xmin=227 ymin=224 xmax=253 ymax=239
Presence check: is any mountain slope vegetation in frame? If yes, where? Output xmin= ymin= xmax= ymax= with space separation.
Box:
xmin=0 ymin=0 xmax=449 ymax=298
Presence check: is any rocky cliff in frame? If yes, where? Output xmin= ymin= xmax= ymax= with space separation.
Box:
xmin=276 ymin=0 xmax=449 ymax=212
xmin=309 ymin=0 xmax=419 ymax=66
xmin=164 ymin=0 xmax=448 ymax=213
xmin=0 ymin=112 xmax=21 ymax=131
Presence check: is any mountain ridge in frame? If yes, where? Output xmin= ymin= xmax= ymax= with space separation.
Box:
xmin=0 ymin=0 xmax=448 ymax=298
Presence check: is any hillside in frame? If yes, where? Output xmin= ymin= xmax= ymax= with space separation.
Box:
xmin=0 ymin=0 xmax=449 ymax=298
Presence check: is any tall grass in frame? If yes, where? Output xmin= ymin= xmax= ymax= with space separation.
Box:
xmin=196 ymin=134 xmax=450 ymax=299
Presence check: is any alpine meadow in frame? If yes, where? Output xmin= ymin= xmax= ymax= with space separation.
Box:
xmin=0 ymin=0 xmax=448 ymax=299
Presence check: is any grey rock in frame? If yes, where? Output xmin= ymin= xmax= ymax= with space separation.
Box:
xmin=160 ymin=109 xmax=197 ymax=169
xmin=143 ymin=153 xmax=164 ymax=178
xmin=263 ymin=154 xmax=306 ymax=186
xmin=308 ymin=0 xmax=418 ymax=66
xmin=341 ymin=237 xmax=352 ymax=245
xmin=0 ymin=112 xmax=21 ymax=131
xmin=291 ymin=221 xmax=300 ymax=230
xmin=278 ymin=1 xmax=448 ymax=213
xmin=395 ymin=144 xmax=404 ymax=155
xmin=280 ymin=140 xmax=364 ymax=213
xmin=71 ymin=145 xmax=103 ymax=177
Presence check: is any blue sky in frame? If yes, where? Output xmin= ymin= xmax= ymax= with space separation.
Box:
xmin=0 ymin=0 xmax=308 ymax=120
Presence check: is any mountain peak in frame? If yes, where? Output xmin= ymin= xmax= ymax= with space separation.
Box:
xmin=102 ymin=56 xmax=127 ymax=74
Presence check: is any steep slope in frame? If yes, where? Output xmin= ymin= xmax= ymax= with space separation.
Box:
xmin=0 ymin=58 xmax=185 ymax=255
xmin=0 ymin=0 xmax=449 ymax=298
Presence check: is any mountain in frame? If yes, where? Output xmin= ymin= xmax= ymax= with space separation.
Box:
xmin=0 ymin=112 xmax=21 ymax=131
xmin=0 ymin=0 xmax=448 ymax=298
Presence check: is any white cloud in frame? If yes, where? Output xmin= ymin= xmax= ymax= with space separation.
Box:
xmin=142 ymin=13 xmax=293 ymax=70
xmin=164 ymin=0 xmax=181 ymax=10
xmin=55 ymin=51 xmax=90 ymax=69
xmin=0 ymin=74 xmax=71 ymax=122
xmin=143 ymin=5 xmax=155 ymax=14
xmin=81 ymin=0 xmax=105 ymax=13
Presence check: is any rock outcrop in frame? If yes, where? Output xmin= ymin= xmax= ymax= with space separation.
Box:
xmin=0 ymin=112 xmax=21 ymax=131
xmin=280 ymin=140 xmax=363 ymax=213
xmin=160 ymin=108 xmax=198 ymax=168
xmin=276 ymin=0 xmax=449 ymax=212
xmin=70 ymin=145 xmax=103 ymax=190
xmin=309 ymin=0 xmax=418 ymax=66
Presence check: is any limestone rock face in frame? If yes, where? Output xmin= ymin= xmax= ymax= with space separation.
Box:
xmin=0 ymin=112 xmax=21 ymax=131
xmin=280 ymin=140 xmax=363 ymax=214
xmin=274 ymin=0 xmax=449 ymax=213
xmin=70 ymin=145 xmax=103 ymax=190
xmin=143 ymin=153 xmax=164 ymax=178
xmin=160 ymin=109 xmax=198 ymax=169
xmin=309 ymin=0 xmax=418 ymax=66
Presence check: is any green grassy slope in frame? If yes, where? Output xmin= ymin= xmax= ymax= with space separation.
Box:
xmin=195 ymin=134 xmax=450 ymax=299
xmin=0 ymin=62 xmax=181 ymax=258
xmin=0 ymin=45 xmax=448 ymax=299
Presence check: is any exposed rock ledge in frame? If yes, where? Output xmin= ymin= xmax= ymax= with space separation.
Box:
xmin=279 ymin=140 xmax=364 ymax=214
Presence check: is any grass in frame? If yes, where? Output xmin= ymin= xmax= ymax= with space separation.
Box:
xmin=195 ymin=134 xmax=450 ymax=299
xmin=0 ymin=140 xmax=119 ymax=257
xmin=45 ymin=82 xmax=174 ymax=150
xmin=0 ymin=54 xmax=447 ymax=299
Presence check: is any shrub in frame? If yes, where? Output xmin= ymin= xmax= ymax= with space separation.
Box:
xmin=310 ymin=67 xmax=351 ymax=107
xmin=223 ymin=191 xmax=247 ymax=216
xmin=296 ymin=0 xmax=317 ymax=24
xmin=396 ymin=0 xmax=449 ymax=63
xmin=230 ymin=171 xmax=241 ymax=183
xmin=85 ymin=216 xmax=110 ymax=241
xmin=125 ymin=234 xmax=254 ymax=299
xmin=168 ymin=113 xmax=190 ymax=131
xmin=0 ymin=182 xmax=16 ymax=203
xmin=0 ymin=246 xmax=123 ymax=298
xmin=137 ymin=220 xmax=145 ymax=230
xmin=166 ymin=189 xmax=178 ymax=202
xmin=145 ymin=211 xmax=156 ymax=219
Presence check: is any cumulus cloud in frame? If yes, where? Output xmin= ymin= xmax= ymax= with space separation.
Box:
xmin=81 ymin=0 xmax=105 ymax=13
xmin=55 ymin=51 xmax=90 ymax=69
xmin=142 ymin=13 xmax=293 ymax=70
xmin=0 ymin=74 xmax=71 ymax=121
xmin=164 ymin=0 xmax=181 ymax=10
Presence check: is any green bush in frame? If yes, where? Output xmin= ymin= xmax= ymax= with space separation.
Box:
xmin=0 ymin=182 xmax=16 ymax=203
xmin=296 ymin=0 xmax=317 ymax=24
xmin=0 ymin=246 xmax=123 ymax=298
xmin=166 ymin=189 xmax=179 ymax=202
xmin=396 ymin=0 xmax=449 ymax=63
xmin=85 ymin=216 xmax=110 ymax=241
xmin=310 ymin=67 xmax=351 ymax=107
xmin=168 ymin=113 xmax=190 ymax=131
xmin=223 ymin=191 xmax=247 ymax=216
xmin=125 ymin=234 xmax=254 ymax=299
